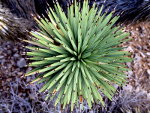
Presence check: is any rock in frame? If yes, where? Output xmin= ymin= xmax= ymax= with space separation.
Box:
xmin=13 ymin=53 xmax=20 ymax=58
xmin=146 ymin=52 xmax=150 ymax=56
xmin=0 ymin=50 xmax=2 ymax=54
xmin=17 ymin=58 xmax=26 ymax=68
xmin=7 ymin=50 xmax=12 ymax=55
xmin=147 ymin=69 xmax=150 ymax=75
xmin=29 ymin=94 xmax=35 ymax=100
xmin=0 ymin=55 xmax=4 ymax=59
xmin=123 ymin=85 xmax=133 ymax=92
xmin=26 ymin=76 xmax=31 ymax=82
xmin=17 ymin=72 xmax=23 ymax=76
xmin=1 ymin=59 xmax=6 ymax=65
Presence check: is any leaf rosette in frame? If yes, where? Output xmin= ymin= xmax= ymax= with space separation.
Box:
xmin=25 ymin=0 xmax=132 ymax=111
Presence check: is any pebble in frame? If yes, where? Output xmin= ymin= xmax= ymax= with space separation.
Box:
xmin=146 ymin=52 xmax=150 ymax=56
xmin=13 ymin=53 xmax=20 ymax=58
xmin=7 ymin=50 xmax=12 ymax=55
xmin=26 ymin=76 xmax=31 ymax=82
xmin=17 ymin=58 xmax=26 ymax=68
xmin=29 ymin=94 xmax=35 ymax=100
xmin=1 ymin=59 xmax=5 ymax=64
xmin=147 ymin=69 xmax=150 ymax=75
xmin=0 ymin=55 xmax=4 ymax=59
xmin=17 ymin=72 xmax=23 ymax=76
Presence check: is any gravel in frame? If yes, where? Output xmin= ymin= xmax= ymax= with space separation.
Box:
xmin=123 ymin=22 xmax=150 ymax=93
xmin=0 ymin=41 xmax=71 ymax=113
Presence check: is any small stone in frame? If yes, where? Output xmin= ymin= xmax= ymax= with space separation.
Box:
xmin=17 ymin=58 xmax=26 ymax=68
xmin=17 ymin=72 xmax=23 ymax=76
xmin=0 ymin=50 xmax=2 ymax=54
xmin=0 ymin=56 xmax=4 ymax=59
xmin=123 ymin=85 xmax=133 ymax=92
xmin=6 ymin=78 xmax=12 ymax=82
xmin=1 ymin=59 xmax=5 ymax=64
xmin=147 ymin=70 xmax=150 ymax=75
xmin=29 ymin=94 xmax=35 ymax=100
xmin=13 ymin=53 xmax=20 ymax=58
xmin=146 ymin=52 xmax=150 ymax=56
xmin=26 ymin=76 xmax=31 ymax=82
xmin=7 ymin=50 xmax=12 ymax=55
xmin=13 ymin=48 xmax=18 ymax=52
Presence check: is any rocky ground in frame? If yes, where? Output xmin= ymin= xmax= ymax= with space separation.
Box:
xmin=0 ymin=22 xmax=150 ymax=113
xmin=122 ymin=21 xmax=150 ymax=112
xmin=124 ymin=22 xmax=150 ymax=93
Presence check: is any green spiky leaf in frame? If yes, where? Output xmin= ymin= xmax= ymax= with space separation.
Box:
xmin=25 ymin=0 xmax=132 ymax=111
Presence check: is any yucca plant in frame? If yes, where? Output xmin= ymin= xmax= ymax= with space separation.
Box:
xmin=25 ymin=0 xmax=132 ymax=111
